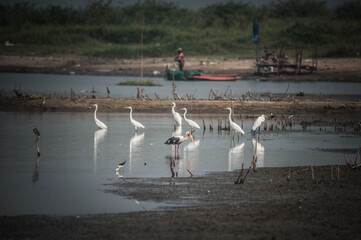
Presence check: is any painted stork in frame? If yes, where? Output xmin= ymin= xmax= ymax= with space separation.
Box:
xmin=164 ymin=131 xmax=195 ymax=156
xmin=126 ymin=106 xmax=145 ymax=131
xmin=93 ymin=104 xmax=108 ymax=129
xmin=183 ymin=108 xmax=200 ymax=130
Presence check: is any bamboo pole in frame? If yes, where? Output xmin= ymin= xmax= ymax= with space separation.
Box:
xmin=140 ymin=10 xmax=144 ymax=84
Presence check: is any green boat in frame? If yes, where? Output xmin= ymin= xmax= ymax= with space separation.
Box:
xmin=167 ymin=70 xmax=240 ymax=81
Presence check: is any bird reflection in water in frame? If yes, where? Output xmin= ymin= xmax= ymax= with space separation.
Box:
xmin=252 ymin=138 xmax=265 ymax=168
xmin=94 ymin=129 xmax=107 ymax=174
xmin=129 ymin=132 xmax=144 ymax=174
xmin=228 ymin=143 xmax=245 ymax=171
xmin=172 ymin=125 xmax=182 ymax=137
xmin=165 ymin=155 xmax=179 ymax=178
xmin=32 ymin=156 xmax=40 ymax=183
xmin=183 ymin=139 xmax=200 ymax=173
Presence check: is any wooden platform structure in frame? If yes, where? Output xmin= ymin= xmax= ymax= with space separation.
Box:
xmin=256 ymin=44 xmax=317 ymax=75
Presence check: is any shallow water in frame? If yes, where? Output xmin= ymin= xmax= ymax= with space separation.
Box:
xmin=0 ymin=111 xmax=360 ymax=216
xmin=1 ymin=72 xmax=361 ymax=99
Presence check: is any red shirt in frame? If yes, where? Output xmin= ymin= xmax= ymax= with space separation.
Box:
xmin=178 ymin=52 xmax=185 ymax=62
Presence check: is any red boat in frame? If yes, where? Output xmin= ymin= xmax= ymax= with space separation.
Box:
xmin=191 ymin=73 xmax=240 ymax=81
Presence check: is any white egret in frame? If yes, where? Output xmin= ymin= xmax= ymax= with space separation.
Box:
xmin=93 ymin=104 xmax=108 ymax=129
xmin=172 ymin=102 xmax=182 ymax=126
xmin=164 ymin=131 xmax=195 ymax=156
xmin=126 ymin=106 xmax=145 ymax=131
xmin=252 ymin=114 xmax=266 ymax=133
xmin=183 ymin=108 xmax=200 ymax=130
xmin=225 ymin=108 xmax=245 ymax=141
xmin=116 ymin=161 xmax=126 ymax=172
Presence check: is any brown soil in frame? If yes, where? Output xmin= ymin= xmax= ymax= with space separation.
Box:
xmin=1 ymin=98 xmax=361 ymax=119
xmin=1 ymin=55 xmax=361 ymax=82
xmin=1 ymin=165 xmax=361 ymax=239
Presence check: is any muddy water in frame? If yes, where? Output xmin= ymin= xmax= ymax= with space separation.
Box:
xmin=1 ymin=73 xmax=361 ymax=99
xmin=0 ymin=111 xmax=359 ymax=216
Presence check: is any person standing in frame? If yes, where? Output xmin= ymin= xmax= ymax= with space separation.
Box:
xmin=175 ymin=48 xmax=185 ymax=71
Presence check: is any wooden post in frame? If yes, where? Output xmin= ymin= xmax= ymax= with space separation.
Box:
xmin=140 ymin=10 xmax=144 ymax=85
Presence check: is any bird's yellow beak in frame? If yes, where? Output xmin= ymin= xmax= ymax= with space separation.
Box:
xmin=189 ymin=133 xmax=195 ymax=145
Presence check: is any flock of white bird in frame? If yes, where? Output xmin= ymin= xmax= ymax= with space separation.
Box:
xmin=93 ymin=102 xmax=266 ymax=153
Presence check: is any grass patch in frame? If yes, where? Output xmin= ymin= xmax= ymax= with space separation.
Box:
xmin=117 ymin=80 xmax=162 ymax=86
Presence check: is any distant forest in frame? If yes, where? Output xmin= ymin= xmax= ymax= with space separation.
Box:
xmin=1 ymin=0 xmax=361 ymax=58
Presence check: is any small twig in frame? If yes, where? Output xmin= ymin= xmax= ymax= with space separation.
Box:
xmin=235 ymin=163 xmax=244 ymax=184
xmin=330 ymin=166 xmax=334 ymax=180
xmin=287 ymin=168 xmax=291 ymax=182
xmin=187 ymin=169 xmax=193 ymax=177
xmin=311 ymin=165 xmax=314 ymax=181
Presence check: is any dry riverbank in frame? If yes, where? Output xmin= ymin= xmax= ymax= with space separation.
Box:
xmin=1 ymin=98 xmax=361 ymax=119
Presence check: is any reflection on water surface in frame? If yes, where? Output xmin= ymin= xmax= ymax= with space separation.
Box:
xmin=0 ymin=111 xmax=360 ymax=216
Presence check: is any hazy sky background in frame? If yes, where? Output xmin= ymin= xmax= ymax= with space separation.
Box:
xmin=0 ymin=0 xmax=356 ymax=9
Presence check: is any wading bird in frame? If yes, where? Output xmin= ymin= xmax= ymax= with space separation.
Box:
xmin=183 ymin=108 xmax=200 ymax=130
xmin=252 ymin=114 xmax=266 ymax=134
xmin=165 ymin=131 xmax=195 ymax=156
xmin=116 ymin=161 xmax=126 ymax=172
xmin=225 ymin=108 xmax=245 ymax=141
xmin=172 ymin=102 xmax=182 ymax=126
xmin=93 ymin=104 xmax=108 ymax=129
xmin=126 ymin=106 xmax=145 ymax=131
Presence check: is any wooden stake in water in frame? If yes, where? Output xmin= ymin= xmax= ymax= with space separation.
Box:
xmin=311 ymin=165 xmax=314 ymax=181
xmin=140 ymin=10 xmax=144 ymax=85
xmin=32 ymin=127 xmax=41 ymax=156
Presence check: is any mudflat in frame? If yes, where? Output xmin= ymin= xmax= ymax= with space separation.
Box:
xmin=1 ymin=165 xmax=361 ymax=239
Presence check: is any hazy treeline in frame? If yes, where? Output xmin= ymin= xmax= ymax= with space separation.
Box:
xmin=1 ymin=0 xmax=361 ymax=58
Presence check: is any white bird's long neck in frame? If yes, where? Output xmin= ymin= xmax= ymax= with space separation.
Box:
xmin=94 ymin=105 xmax=98 ymax=120
xmin=228 ymin=109 xmax=232 ymax=122
xmin=129 ymin=108 xmax=133 ymax=121
xmin=183 ymin=109 xmax=188 ymax=121
xmin=172 ymin=105 xmax=175 ymax=114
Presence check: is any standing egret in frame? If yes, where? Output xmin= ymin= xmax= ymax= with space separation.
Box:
xmin=164 ymin=131 xmax=195 ymax=156
xmin=93 ymin=104 xmax=108 ymax=129
xmin=225 ymin=108 xmax=245 ymax=142
xmin=252 ymin=114 xmax=266 ymax=134
xmin=126 ymin=106 xmax=145 ymax=131
xmin=172 ymin=102 xmax=182 ymax=126
xmin=183 ymin=108 xmax=200 ymax=130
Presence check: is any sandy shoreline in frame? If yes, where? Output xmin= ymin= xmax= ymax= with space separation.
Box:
xmin=2 ymin=98 xmax=361 ymax=119
xmin=1 ymin=55 xmax=361 ymax=82
xmin=1 ymin=165 xmax=361 ymax=239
